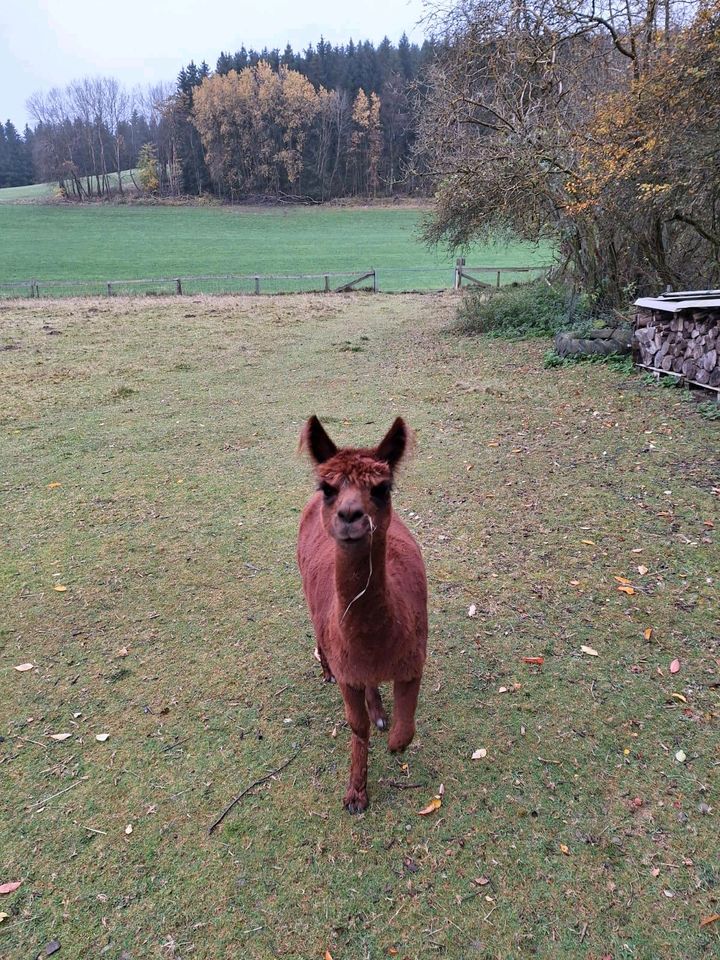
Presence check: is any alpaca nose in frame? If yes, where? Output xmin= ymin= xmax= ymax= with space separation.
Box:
xmin=338 ymin=505 xmax=365 ymax=524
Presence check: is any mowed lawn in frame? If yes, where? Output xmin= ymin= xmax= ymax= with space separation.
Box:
xmin=0 ymin=203 xmax=551 ymax=291
xmin=1 ymin=293 xmax=718 ymax=959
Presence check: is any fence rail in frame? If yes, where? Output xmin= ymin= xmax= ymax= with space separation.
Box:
xmin=0 ymin=262 xmax=551 ymax=300
xmin=453 ymin=258 xmax=554 ymax=290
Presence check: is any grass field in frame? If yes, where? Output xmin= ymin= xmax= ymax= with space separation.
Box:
xmin=1 ymin=293 xmax=718 ymax=959
xmin=0 ymin=171 xmax=137 ymax=205
xmin=0 ymin=203 xmax=551 ymax=293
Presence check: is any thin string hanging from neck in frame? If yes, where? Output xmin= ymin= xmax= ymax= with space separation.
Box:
xmin=339 ymin=517 xmax=376 ymax=624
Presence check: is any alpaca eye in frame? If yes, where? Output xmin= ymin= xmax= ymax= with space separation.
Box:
xmin=320 ymin=482 xmax=337 ymax=500
xmin=371 ymin=482 xmax=391 ymax=502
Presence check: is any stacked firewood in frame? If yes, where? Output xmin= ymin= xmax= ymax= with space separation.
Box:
xmin=634 ymin=308 xmax=720 ymax=387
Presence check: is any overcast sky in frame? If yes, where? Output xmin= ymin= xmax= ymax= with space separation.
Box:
xmin=0 ymin=0 xmax=428 ymax=129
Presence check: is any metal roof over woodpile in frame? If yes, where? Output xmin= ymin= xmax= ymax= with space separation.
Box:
xmin=634 ymin=290 xmax=720 ymax=313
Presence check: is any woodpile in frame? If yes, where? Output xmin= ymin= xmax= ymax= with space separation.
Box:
xmin=634 ymin=306 xmax=720 ymax=388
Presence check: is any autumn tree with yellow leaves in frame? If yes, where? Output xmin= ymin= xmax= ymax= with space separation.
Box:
xmin=416 ymin=0 xmax=720 ymax=305
xmin=191 ymin=63 xmax=322 ymax=197
xmin=350 ymin=89 xmax=383 ymax=196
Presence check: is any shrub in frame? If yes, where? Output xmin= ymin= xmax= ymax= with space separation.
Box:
xmin=453 ymin=280 xmax=591 ymax=339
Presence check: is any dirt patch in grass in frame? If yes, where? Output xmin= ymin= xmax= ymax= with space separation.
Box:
xmin=1 ymin=293 xmax=718 ymax=959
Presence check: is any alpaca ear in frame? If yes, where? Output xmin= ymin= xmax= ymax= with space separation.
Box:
xmin=300 ymin=415 xmax=338 ymax=464
xmin=376 ymin=417 xmax=408 ymax=469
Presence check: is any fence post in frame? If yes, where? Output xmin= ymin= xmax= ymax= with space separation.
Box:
xmin=175 ymin=278 xmax=182 ymax=295
xmin=254 ymin=276 xmax=260 ymax=295
xmin=372 ymin=268 xmax=377 ymax=293
xmin=454 ymin=257 xmax=465 ymax=290
xmin=107 ymin=282 xmax=113 ymax=297
xmin=324 ymin=274 xmax=330 ymax=293
xmin=496 ymin=270 xmax=501 ymax=289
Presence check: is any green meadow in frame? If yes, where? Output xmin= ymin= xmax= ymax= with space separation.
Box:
xmin=0 ymin=202 xmax=552 ymax=293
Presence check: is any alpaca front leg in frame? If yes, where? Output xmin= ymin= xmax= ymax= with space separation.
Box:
xmin=388 ymin=677 xmax=421 ymax=753
xmin=340 ymin=684 xmax=370 ymax=813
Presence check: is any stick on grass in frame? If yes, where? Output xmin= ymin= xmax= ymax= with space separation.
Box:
xmin=208 ymin=750 xmax=301 ymax=835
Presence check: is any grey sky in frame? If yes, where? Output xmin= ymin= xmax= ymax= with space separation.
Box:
xmin=0 ymin=0 xmax=428 ymax=129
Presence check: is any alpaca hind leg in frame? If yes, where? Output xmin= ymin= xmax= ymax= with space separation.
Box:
xmin=314 ymin=645 xmax=335 ymax=683
xmin=388 ymin=677 xmax=421 ymax=753
xmin=340 ymin=683 xmax=370 ymax=812
xmin=365 ymin=685 xmax=388 ymax=730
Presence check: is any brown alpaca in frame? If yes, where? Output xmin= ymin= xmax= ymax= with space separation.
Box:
xmin=297 ymin=416 xmax=427 ymax=813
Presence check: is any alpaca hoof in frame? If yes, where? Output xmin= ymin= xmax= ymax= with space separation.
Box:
xmin=343 ymin=787 xmax=369 ymax=813
xmin=388 ymin=727 xmax=414 ymax=753
xmin=375 ymin=717 xmax=386 ymax=730
xmin=324 ymin=674 xmax=336 ymax=684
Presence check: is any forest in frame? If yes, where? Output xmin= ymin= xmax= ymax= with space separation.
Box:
xmin=4 ymin=35 xmax=433 ymax=201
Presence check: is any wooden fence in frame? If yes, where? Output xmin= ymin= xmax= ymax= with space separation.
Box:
xmin=0 ymin=262 xmax=551 ymax=300
xmin=453 ymin=258 xmax=553 ymax=290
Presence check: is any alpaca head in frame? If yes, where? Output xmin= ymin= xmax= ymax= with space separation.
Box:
xmin=301 ymin=416 xmax=409 ymax=546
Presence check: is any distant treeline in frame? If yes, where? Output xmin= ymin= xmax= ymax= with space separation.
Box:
xmin=3 ymin=35 xmax=437 ymax=200
xmin=0 ymin=122 xmax=35 ymax=188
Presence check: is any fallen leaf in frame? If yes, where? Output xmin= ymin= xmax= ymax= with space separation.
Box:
xmin=644 ymin=627 xmax=653 ymax=641
xmin=0 ymin=882 xmax=21 ymax=895
xmin=703 ymin=520 xmax=715 ymax=529
xmin=671 ymin=693 xmax=688 ymax=703
xmin=14 ymin=663 xmax=33 ymax=672
xmin=95 ymin=734 xmax=110 ymax=742
xmin=581 ymin=539 xmax=595 ymax=545
xmin=664 ymin=889 xmax=674 ymax=899
xmin=0 ymin=912 xmax=8 ymax=923
xmin=325 ymin=951 xmax=334 ymax=960
xmin=522 ymin=656 xmax=544 ymax=665
xmin=438 ymin=783 xmax=445 ymax=797
xmin=468 ymin=604 xmax=477 ymax=617
xmin=560 ymin=844 xmax=570 ymax=855
xmin=117 ymin=647 xmax=129 ymax=658
xmin=581 ymin=645 xmax=599 ymax=657
xmin=47 ymin=482 xmax=62 ymax=489
xmin=388 ymin=949 xmax=399 ymax=957
xmin=330 ymin=725 xmax=338 ymax=739
xmin=700 ymin=914 xmax=720 ymax=928
xmin=675 ymin=750 xmax=686 ymax=763
xmin=618 ymin=585 xmax=636 ymax=595
xmin=53 ymin=585 xmax=67 ymax=593
xmin=670 ymin=659 xmax=681 ymax=674
xmin=471 ymin=749 xmax=487 ymax=760
xmin=44 ymin=941 xmax=61 ymax=956
xmin=125 ymin=824 xmax=133 ymax=835
xmin=473 ymin=876 xmax=490 ymax=886
xmin=418 ymin=796 xmax=442 ymax=816
xmin=49 ymin=733 xmax=72 ymax=742
xmin=498 ymin=686 xmax=508 ymax=693
xmin=637 ymin=565 xmax=649 ymax=576
xmin=651 ymin=867 xmax=661 ymax=877
xmin=614 ymin=575 xmax=632 ymax=585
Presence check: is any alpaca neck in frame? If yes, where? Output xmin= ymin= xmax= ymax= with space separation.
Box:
xmin=334 ymin=532 xmax=390 ymax=630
